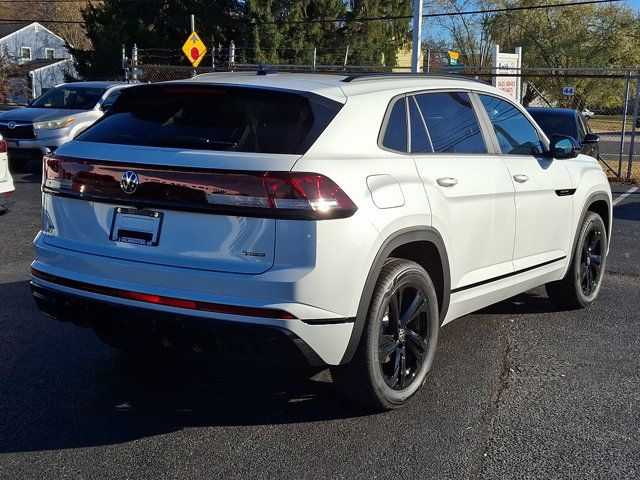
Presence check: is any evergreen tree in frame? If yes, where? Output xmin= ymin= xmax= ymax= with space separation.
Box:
xmin=243 ymin=0 xmax=412 ymax=66
xmin=72 ymin=0 xmax=241 ymax=79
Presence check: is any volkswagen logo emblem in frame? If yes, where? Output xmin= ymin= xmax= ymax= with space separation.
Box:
xmin=7 ymin=121 xmax=16 ymax=129
xmin=120 ymin=171 xmax=139 ymax=194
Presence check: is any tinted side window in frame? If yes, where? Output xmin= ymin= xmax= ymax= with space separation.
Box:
xmin=382 ymin=98 xmax=408 ymax=152
xmin=413 ymin=92 xmax=486 ymax=154
xmin=480 ymin=95 xmax=543 ymax=155
xmin=409 ymin=97 xmax=432 ymax=153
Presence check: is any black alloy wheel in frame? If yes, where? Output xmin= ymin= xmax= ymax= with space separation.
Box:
xmin=580 ymin=224 xmax=603 ymax=297
xmin=331 ymin=258 xmax=440 ymax=410
xmin=378 ymin=283 xmax=430 ymax=391
xmin=546 ymin=211 xmax=607 ymax=309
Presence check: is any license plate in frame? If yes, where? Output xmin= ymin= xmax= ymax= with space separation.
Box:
xmin=109 ymin=208 xmax=163 ymax=246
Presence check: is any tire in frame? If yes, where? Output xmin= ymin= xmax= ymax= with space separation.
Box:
xmin=330 ymin=258 xmax=440 ymax=410
xmin=546 ymin=211 xmax=607 ymax=309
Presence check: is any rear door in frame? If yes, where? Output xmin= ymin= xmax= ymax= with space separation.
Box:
xmin=476 ymin=94 xmax=574 ymax=272
xmin=408 ymin=91 xmax=516 ymax=292
xmin=41 ymin=83 xmax=344 ymax=275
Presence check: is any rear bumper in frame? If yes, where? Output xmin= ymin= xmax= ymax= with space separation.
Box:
xmin=5 ymin=135 xmax=69 ymax=151
xmin=31 ymin=282 xmax=327 ymax=366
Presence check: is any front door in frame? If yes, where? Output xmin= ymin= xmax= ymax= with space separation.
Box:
xmin=408 ymin=91 xmax=516 ymax=293
xmin=477 ymin=94 xmax=574 ymax=273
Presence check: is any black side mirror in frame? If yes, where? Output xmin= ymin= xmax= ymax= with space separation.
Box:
xmin=583 ymin=133 xmax=600 ymax=144
xmin=548 ymin=134 xmax=580 ymax=159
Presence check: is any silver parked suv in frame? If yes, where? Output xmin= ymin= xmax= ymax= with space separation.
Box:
xmin=0 ymin=81 xmax=128 ymax=162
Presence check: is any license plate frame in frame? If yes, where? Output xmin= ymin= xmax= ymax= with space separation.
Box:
xmin=109 ymin=207 xmax=163 ymax=247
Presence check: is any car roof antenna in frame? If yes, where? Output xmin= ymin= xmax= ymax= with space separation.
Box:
xmin=257 ymin=64 xmax=277 ymax=76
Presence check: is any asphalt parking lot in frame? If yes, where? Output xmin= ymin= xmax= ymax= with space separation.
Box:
xmin=1 ymin=160 xmax=639 ymax=479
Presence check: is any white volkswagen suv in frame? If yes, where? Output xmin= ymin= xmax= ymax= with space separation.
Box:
xmin=31 ymin=72 xmax=611 ymax=409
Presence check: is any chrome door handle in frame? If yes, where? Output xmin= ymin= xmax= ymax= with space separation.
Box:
xmin=513 ymin=174 xmax=529 ymax=183
xmin=437 ymin=177 xmax=458 ymax=187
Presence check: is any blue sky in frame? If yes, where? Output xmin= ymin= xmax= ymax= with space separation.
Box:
xmin=423 ymin=0 xmax=640 ymax=46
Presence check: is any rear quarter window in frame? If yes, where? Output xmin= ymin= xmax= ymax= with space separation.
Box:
xmin=380 ymin=97 xmax=408 ymax=153
xmin=77 ymin=84 xmax=343 ymax=155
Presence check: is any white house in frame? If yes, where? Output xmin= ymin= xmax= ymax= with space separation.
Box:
xmin=0 ymin=22 xmax=76 ymax=101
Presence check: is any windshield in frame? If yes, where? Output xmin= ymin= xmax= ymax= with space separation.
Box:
xmin=528 ymin=110 xmax=578 ymax=139
xmin=31 ymin=86 xmax=106 ymax=110
xmin=76 ymin=84 xmax=342 ymax=154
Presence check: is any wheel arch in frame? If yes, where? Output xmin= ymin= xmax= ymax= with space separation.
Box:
xmin=339 ymin=227 xmax=450 ymax=364
xmin=572 ymin=191 xmax=611 ymax=259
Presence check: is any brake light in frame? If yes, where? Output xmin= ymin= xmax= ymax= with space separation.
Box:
xmin=43 ymin=155 xmax=358 ymax=220
xmin=0 ymin=140 xmax=6 ymax=153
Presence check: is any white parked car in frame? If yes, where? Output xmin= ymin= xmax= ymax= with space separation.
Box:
xmin=31 ymin=72 xmax=612 ymax=409
xmin=0 ymin=133 xmax=15 ymax=212
xmin=0 ymin=81 xmax=128 ymax=162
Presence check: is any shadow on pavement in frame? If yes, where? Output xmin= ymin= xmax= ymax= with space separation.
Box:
xmin=0 ymin=281 xmax=377 ymax=454
xmin=0 ymin=280 xmax=560 ymax=454
xmin=613 ymin=201 xmax=640 ymax=221
xmin=476 ymin=289 xmax=561 ymax=315
xmin=8 ymin=157 xmax=42 ymax=175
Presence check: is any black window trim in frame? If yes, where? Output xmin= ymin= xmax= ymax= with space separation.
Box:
xmin=377 ymin=93 xmax=409 ymax=154
xmin=408 ymin=96 xmax=435 ymax=153
xmin=473 ymin=91 xmax=550 ymax=157
xmin=378 ymin=88 xmax=498 ymax=157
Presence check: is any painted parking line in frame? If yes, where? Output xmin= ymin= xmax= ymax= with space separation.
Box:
xmin=613 ymin=186 xmax=639 ymax=206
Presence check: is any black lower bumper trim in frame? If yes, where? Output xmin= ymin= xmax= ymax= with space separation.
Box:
xmin=31 ymin=282 xmax=325 ymax=366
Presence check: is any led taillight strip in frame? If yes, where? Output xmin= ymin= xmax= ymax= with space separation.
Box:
xmin=42 ymin=155 xmax=357 ymax=220
xmin=31 ymin=268 xmax=297 ymax=320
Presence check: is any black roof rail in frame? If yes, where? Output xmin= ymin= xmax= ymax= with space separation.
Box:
xmin=341 ymin=72 xmax=488 ymax=84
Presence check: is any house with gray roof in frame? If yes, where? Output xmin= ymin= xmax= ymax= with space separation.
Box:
xmin=0 ymin=22 xmax=75 ymax=102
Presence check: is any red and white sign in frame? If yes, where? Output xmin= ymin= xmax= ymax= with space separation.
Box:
xmin=491 ymin=45 xmax=522 ymax=103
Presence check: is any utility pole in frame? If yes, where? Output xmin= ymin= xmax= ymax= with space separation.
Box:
xmin=190 ymin=14 xmax=195 ymax=32
xmin=411 ymin=0 xmax=423 ymax=73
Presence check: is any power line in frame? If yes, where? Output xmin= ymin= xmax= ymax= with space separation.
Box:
xmin=257 ymin=0 xmax=623 ymax=24
xmin=0 ymin=0 xmax=623 ymax=26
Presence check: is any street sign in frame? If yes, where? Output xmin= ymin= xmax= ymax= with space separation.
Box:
xmin=182 ymin=31 xmax=207 ymax=67
xmin=448 ymin=51 xmax=459 ymax=66
xmin=562 ymin=86 xmax=576 ymax=96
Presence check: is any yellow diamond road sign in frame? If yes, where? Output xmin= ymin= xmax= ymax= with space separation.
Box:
xmin=182 ymin=31 xmax=207 ymax=67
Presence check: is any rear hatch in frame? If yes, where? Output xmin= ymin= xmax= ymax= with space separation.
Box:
xmin=42 ymin=83 xmax=345 ymax=275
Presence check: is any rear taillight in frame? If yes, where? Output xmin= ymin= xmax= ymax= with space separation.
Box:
xmin=0 ymin=140 xmax=7 ymax=153
xmin=43 ymin=155 xmax=357 ymax=220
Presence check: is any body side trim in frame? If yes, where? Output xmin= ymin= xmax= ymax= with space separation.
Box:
xmin=451 ymin=256 xmax=566 ymax=294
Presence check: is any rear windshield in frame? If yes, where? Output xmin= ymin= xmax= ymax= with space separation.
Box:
xmin=77 ymin=84 xmax=343 ymax=155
